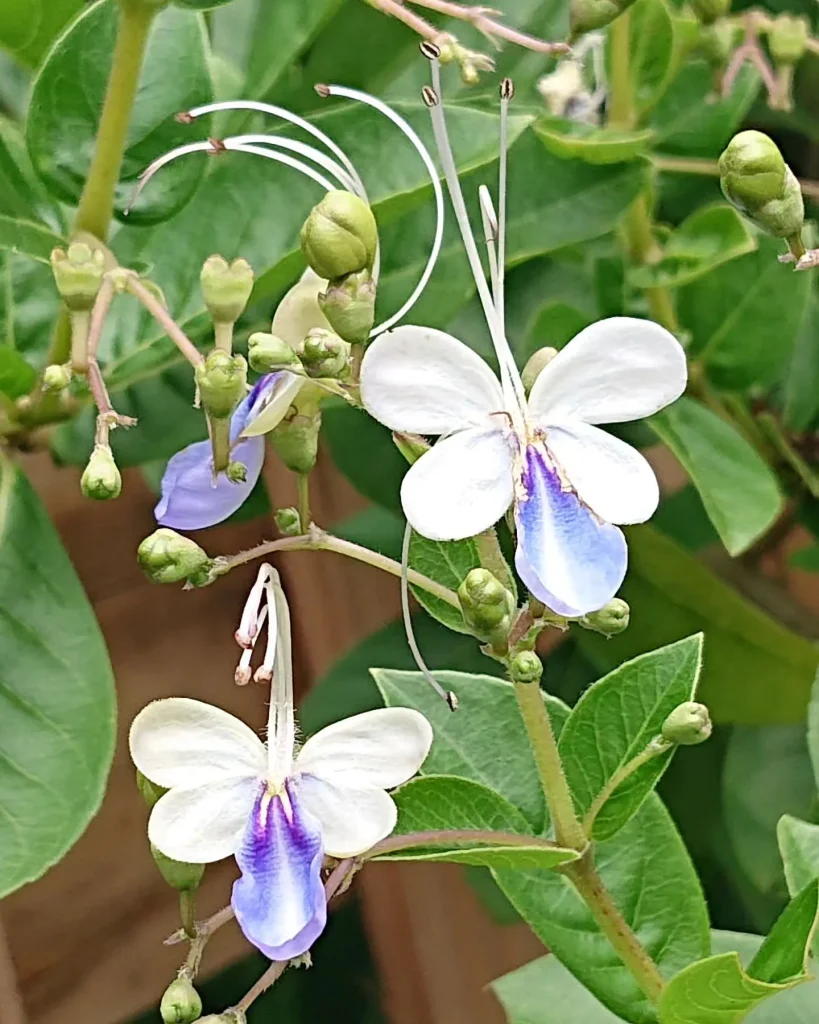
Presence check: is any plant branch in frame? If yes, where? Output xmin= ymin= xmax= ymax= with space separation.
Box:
xmin=651 ymin=153 xmax=819 ymax=201
xmin=124 ymin=275 xmax=204 ymax=367
xmin=582 ymin=739 xmax=671 ymax=837
xmin=404 ymin=0 xmax=569 ymax=53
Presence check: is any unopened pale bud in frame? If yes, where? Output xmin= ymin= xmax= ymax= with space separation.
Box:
xmin=200 ymin=255 xmax=254 ymax=323
xmin=458 ymin=568 xmax=516 ymax=640
xmin=318 ymin=269 xmax=375 ymax=344
xmin=699 ymin=21 xmax=735 ymax=64
xmin=460 ymin=60 xmax=480 ymax=86
xmin=51 ymin=242 xmax=105 ymax=311
xmin=81 ymin=445 xmax=121 ymax=500
xmin=393 ymin=432 xmax=431 ymax=465
xmin=138 ymin=528 xmax=211 ymax=585
xmin=42 ymin=364 xmax=72 ymax=392
xmin=247 ymin=332 xmax=302 ymax=374
xmin=578 ymin=598 xmax=630 ymax=636
xmin=161 ymin=978 xmax=203 ymax=1024
xmin=195 ymin=350 xmax=247 ymax=419
xmin=275 ymin=507 xmax=302 ymax=536
xmin=570 ymin=0 xmax=637 ymax=38
xmin=509 ymin=650 xmax=543 ymax=684
xmin=136 ymin=769 xmax=167 ymax=810
xmin=661 ymin=702 xmax=712 ymax=745
xmin=522 ymin=347 xmax=558 ymax=392
xmin=151 ymin=845 xmax=205 ymax=892
xmin=690 ymin=0 xmax=730 ymax=24
xmin=300 ymin=191 xmax=378 ymax=280
xmin=719 ymin=131 xmax=804 ymax=237
xmin=270 ymin=413 xmax=321 ymax=474
xmin=769 ymin=14 xmax=808 ymax=65
xmin=300 ymin=328 xmax=350 ymax=379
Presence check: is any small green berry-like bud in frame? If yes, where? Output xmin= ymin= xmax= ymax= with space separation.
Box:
xmin=690 ymin=0 xmax=730 ymax=24
xmin=522 ymin=347 xmax=558 ymax=393
xmin=136 ymin=769 xmax=168 ymax=810
xmin=151 ymin=844 xmax=205 ymax=892
xmin=458 ymin=568 xmax=516 ymax=641
xmin=509 ymin=650 xmax=543 ymax=684
xmin=195 ymin=350 xmax=248 ymax=419
xmin=300 ymin=328 xmax=351 ymax=379
xmin=318 ymin=269 xmax=376 ymax=345
xmin=51 ymin=243 xmax=105 ymax=311
xmin=81 ymin=445 xmax=121 ymax=501
xmin=42 ymin=364 xmax=72 ymax=392
xmin=300 ymin=190 xmax=378 ymax=280
xmin=699 ymin=21 xmax=735 ymax=65
xmin=661 ymin=702 xmax=712 ymax=746
xmin=247 ymin=332 xmax=302 ymax=374
xmin=719 ymin=131 xmax=804 ymax=237
xmin=200 ymin=255 xmax=254 ymax=323
xmin=138 ymin=528 xmax=211 ymax=585
xmin=275 ymin=507 xmax=303 ymax=536
xmin=226 ymin=460 xmax=248 ymax=483
xmin=161 ymin=977 xmax=203 ymax=1024
xmin=578 ymin=598 xmax=630 ymax=636
xmin=769 ymin=14 xmax=809 ymax=66
xmin=570 ymin=0 xmax=637 ymax=38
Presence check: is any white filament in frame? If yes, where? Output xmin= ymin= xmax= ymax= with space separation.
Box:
xmin=228 ymin=133 xmax=362 ymax=195
xmin=267 ymin=568 xmax=295 ymax=787
xmin=478 ymin=184 xmax=500 ymax=311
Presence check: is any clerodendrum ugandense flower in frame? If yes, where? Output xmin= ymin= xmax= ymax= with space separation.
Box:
xmin=130 ymin=567 xmax=432 ymax=959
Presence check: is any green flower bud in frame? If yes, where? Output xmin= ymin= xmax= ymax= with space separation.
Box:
xmin=690 ymin=0 xmax=730 ymax=24
xmin=509 ymin=650 xmax=543 ymax=684
xmin=522 ymin=347 xmax=558 ymax=393
xmin=318 ymin=269 xmax=376 ymax=345
xmin=81 ymin=445 xmax=121 ymax=501
xmin=719 ymin=131 xmax=804 ymax=238
xmin=226 ymin=461 xmax=247 ymax=484
xmin=200 ymin=255 xmax=254 ymax=323
xmin=300 ymin=190 xmax=378 ymax=280
xmin=195 ymin=350 xmax=248 ymax=419
xmin=42 ymin=364 xmax=72 ymax=392
xmin=136 ymin=769 xmax=168 ymax=810
xmin=275 ymin=507 xmax=303 ymax=536
xmin=151 ymin=844 xmax=205 ymax=891
xmin=661 ymin=701 xmax=712 ymax=745
xmin=393 ymin=432 xmax=431 ymax=465
xmin=247 ymin=332 xmax=302 ymax=374
xmin=578 ymin=598 xmax=630 ymax=636
xmin=138 ymin=528 xmax=211 ymax=585
xmin=768 ymin=14 xmax=809 ymax=66
xmin=458 ymin=568 xmax=516 ymax=641
xmin=51 ymin=243 xmax=105 ymax=311
xmin=699 ymin=21 xmax=736 ymax=65
xmin=299 ymin=328 xmax=351 ymax=379
xmin=269 ymin=411 xmax=321 ymax=474
xmin=570 ymin=0 xmax=637 ymax=38
xmin=161 ymin=978 xmax=203 ymax=1024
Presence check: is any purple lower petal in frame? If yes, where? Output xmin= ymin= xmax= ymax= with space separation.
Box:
xmin=514 ymin=442 xmax=627 ymax=618
xmin=232 ymin=780 xmax=326 ymax=961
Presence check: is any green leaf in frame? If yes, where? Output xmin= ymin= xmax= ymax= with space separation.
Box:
xmin=679 ymin=236 xmax=811 ymax=389
xmin=782 ymin=293 xmax=819 ymax=432
xmin=0 ymin=213 xmax=63 ymax=262
xmin=714 ymin=932 xmax=819 ymax=1023
xmin=492 ymin=952 xmax=623 ymax=1024
xmin=0 ymin=455 xmax=116 ymax=897
xmin=0 ymin=116 xmax=63 ymax=229
xmin=408 ymin=531 xmax=478 ymax=634
xmin=630 ymin=205 xmax=756 ymax=290
xmin=174 ymin=0 xmax=234 ymax=7
xmin=650 ymin=397 xmax=784 ymax=556
xmin=374 ymin=669 xmax=568 ymax=832
xmin=321 ymin=401 xmax=405 ymax=516
xmin=559 ymin=635 xmax=703 ymax=841
xmin=0 ymin=0 xmax=83 ymax=68
xmin=778 ymin=815 xmax=819 ymax=899
xmin=534 ymin=118 xmax=655 ymax=165
xmin=625 ymin=0 xmax=676 ymax=114
xmin=332 ymin=505 xmax=404 ymax=561
xmin=576 ymin=526 xmax=819 ymax=725
xmin=497 ymin=795 xmax=710 ymax=1024
xmin=0 ymin=252 xmax=58 ymax=369
xmin=808 ymin=671 xmax=819 ymax=788
xmin=0 ymin=344 xmax=36 ymax=398
xmin=26 ymin=0 xmax=213 ymax=226
xmin=657 ymin=882 xmax=818 ymax=1023
xmin=382 ymin=775 xmax=579 ymax=870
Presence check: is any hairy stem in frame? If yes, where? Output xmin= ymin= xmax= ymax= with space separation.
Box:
xmin=404 ymin=0 xmax=569 ymax=53
xmin=124 ymin=275 xmax=204 ymax=366
xmin=296 ymin=473 xmax=311 ymax=529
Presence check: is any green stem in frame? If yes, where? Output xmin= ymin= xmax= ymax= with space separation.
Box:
xmin=214 ymin=321 xmax=233 ymax=353
xmin=582 ymin=739 xmax=671 ymax=836
xmin=368 ymin=829 xmax=573 ymax=858
xmin=296 ymin=473 xmax=311 ymax=529
xmin=757 ymin=412 xmax=819 ymax=499
xmin=73 ymin=1 xmax=158 ymax=240
xmin=179 ymin=890 xmax=196 ymax=942
xmin=513 ymin=679 xmax=587 ymax=851
xmin=209 ymin=417 xmax=231 ymax=473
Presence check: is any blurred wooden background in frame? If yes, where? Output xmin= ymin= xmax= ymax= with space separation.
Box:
xmin=0 ymin=447 xmax=542 ymax=1024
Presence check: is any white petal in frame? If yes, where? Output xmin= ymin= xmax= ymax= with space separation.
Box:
xmin=271 ymin=268 xmax=331 ymax=346
xmin=148 ymin=776 xmax=260 ymax=863
xmin=360 ymin=326 xmax=504 ymax=434
xmin=544 ymin=420 xmax=659 ymax=525
xmin=240 ymin=372 xmax=305 ymax=438
xmin=296 ymin=708 xmax=432 ymax=790
xmin=400 ymin=426 xmax=515 ymax=541
xmin=130 ymin=698 xmax=266 ymax=789
xmin=528 ymin=317 xmax=687 ymax=426
xmin=296 ymin=775 xmax=398 ymax=858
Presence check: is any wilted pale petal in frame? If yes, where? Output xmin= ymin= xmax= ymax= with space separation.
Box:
xmin=271 ymin=268 xmax=331 ymax=346
xmin=527 ymin=317 xmax=687 ymax=426
xmin=297 ymin=775 xmax=398 ymax=858
xmin=401 ymin=426 xmax=514 ymax=541
xmin=130 ymin=698 xmax=266 ymax=788
xmin=232 ymin=782 xmax=326 ymax=961
xmin=148 ymin=776 xmax=260 ymax=863
xmin=296 ymin=708 xmax=432 ymax=790
xmin=543 ymin=420 xmax=659 ymax=525
xmin=240 ymin=372 xmax=305 ymax=438
xmin=514 ymin=443 xmax=627 ymax=618
xmin=361 ymin=326 xmax=505 ymax=435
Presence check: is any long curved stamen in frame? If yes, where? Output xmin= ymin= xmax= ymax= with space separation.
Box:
xmin=478 ymin=184 xmax=501 ymax=309
xmin=498 ymin=78 xmax=513 ymax=326
xmin=219 ymin=140 xmax=337 ymax=191
xmin=400 ymin=523 xmax=458 ymax=710
xmin=317 ymin=83 xmax=445 ymax=337
xmin=228 ymin=134 xmax=362 ymax=195
xmin=266 ymin=568 xmax=296 ymax=787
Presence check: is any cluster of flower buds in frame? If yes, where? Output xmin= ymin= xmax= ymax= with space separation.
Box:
xmin=458 ymin=568 xmax=517 ymax=648
xmin=160 ymin=978 xmax=203 ymax=1024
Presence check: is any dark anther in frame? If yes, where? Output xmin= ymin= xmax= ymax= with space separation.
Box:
xmin=207 ymin=137 xmax=227 ymax=154
xmin=446 ymin=691 xmax=460 ymax=712
xmin=314 ymin=83 xmax=331 ymax=99
xmin=420 ymin=40 xmax=441 ymax=60
xmin=421 ymin=85 xmax=439 ymax=108
xmin=175 ymin=111 xmax=194 ymax=124
xmin=501 ymin=77 xmax=515 ymax=100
